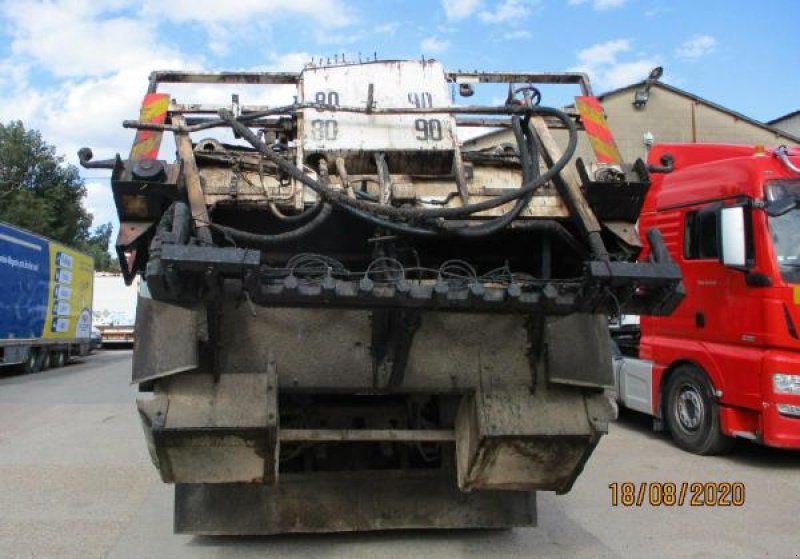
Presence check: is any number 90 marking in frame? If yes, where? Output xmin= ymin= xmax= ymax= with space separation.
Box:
xmin=415 ymin=119 xmax=443 ymax=141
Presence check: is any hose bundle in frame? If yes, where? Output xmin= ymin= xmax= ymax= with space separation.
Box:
xmin=210 ymin=104 xmax=578 ymax=243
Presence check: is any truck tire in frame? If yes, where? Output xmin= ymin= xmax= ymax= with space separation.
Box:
xmin=665 ymin=365 xmax=734 ymax=455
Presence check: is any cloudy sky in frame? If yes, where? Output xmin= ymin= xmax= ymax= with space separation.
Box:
xmin=0 ymin=0 xmax=796 ymax=240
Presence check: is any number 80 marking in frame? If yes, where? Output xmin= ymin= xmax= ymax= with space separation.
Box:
xmin=311 ymin=119 xmax=338 ymax=141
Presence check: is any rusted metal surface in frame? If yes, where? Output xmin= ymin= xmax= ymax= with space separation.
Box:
xmin=149 ymin=70 xmax=299 ymax=92
xmin=140 ymin=369 xmax=277 ymax=484
xmin=279 ymin=428 xmax=455 ymax=442
xmin=132 ymin=294 xmax=199 ymax=384
xmin=174 ymin=471 xmax=536 ymax=534
xmin=530 ymin=116 xmax=603 ymax=235
xmin=545 ymin=313 xmax=614 ymax=388
xmin=116 ymin=221 xmax=153 ymax=249
xmin=455 ymin=385 xmax=612 ymax=493
xmin=171 ymin=115 xmax=212 ymax=244
xmin=446 ymin=70 xmax=593 ymax=95
xmin=77 ymin=59 xmax=687 ymax=535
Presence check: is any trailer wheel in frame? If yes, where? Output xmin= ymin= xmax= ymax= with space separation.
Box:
xmin=23 ymin=349 xmax=42 ymax=374
xmin=665 ymin=365 xmax=734 ymax=455
xmin=51 ymin=351 xmax=66 ymax=368
xmin=40 ymin=351 xmax=51 ymax=371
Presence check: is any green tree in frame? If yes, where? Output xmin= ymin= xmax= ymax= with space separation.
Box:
xmin=0 ymin=120 xmax=115 ymax=270
xmin=81 ymin=222 xmax=120 ymax=272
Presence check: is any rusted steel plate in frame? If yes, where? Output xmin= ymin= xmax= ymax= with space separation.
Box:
xmin=174 ymin=470 xmax=536 ymax=534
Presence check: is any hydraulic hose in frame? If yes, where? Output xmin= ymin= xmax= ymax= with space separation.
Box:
xmin=210 ymin=202 xmax=334 ymax=246
xmin=442 ymin=115 xmax=539 ymax=237
xmin=268 ymin=199 xmax=324 ymax=223
xmin=218 ymin=105 xmax=578 ymax=220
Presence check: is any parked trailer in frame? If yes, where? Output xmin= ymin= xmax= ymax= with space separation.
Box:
xmin=81 ymin=59 xmax=683 ymax=534
xmin=612 ymin=144 xmax=800 ymax=452
xmin=0 ymin=222 xmax=94 ymax=372
xmin=93 ymin=272 xmax=138 ymax=346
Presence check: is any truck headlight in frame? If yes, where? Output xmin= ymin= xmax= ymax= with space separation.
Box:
xmin=773 ymin=373 xmax=800 ymax=394
xmin=777 ymin=404 xmax=800 ymax=417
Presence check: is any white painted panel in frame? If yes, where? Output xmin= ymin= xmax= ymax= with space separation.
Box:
xmin=619 ymin=358 xmax=654 ymax=415
xmin=300 ymin=61 xmax=456 ymax=151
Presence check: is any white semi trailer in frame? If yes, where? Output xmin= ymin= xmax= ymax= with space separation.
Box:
xmin=92 ymin=272 xmax=138 ymax=346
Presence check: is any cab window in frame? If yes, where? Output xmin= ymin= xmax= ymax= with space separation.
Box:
xmin=684 ymin=209 xmax=718 ymax=259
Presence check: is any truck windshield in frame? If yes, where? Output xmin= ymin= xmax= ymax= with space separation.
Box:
xmin=766 ymin=180 xmax=800 ymax=283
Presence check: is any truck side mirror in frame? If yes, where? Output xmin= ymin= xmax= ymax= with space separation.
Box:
xmin=719 ymin=206 xmax=747 ymax=268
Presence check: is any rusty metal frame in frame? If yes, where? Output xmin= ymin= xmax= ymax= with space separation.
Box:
xmin=147 ymin=67 xmax=591 ymax=93
xmin=446 ymin=70 xmax=593 ymax=96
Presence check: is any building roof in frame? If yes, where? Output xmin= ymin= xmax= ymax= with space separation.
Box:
xmin=767 ymin=110 xmax=800 ymax=126
xmin=464 ymin=80 xmax=800 ymax=146
xmin=599 ymin=80 xmax=800 ymax=143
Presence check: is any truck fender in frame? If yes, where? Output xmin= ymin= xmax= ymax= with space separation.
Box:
xmin=654 ymin=354 xmax=724 ymax=418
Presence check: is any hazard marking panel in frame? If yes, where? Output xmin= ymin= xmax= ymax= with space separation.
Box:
xmin=575 ymin=96 xmax=623 ymax=166
xmin=130 ymin=93 xmax=170 ymax=161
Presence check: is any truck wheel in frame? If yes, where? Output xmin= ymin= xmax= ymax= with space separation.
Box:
xmin=665 ymin=365 xmax=734 ymax=455
xmin=40 ymin=351 xmax=51 ymax=371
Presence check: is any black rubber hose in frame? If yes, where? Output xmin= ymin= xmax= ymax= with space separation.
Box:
xmin=441 ymin=115 xmax=536 ymax=237
xmin=219 ymin=106 xmax=578 ymax=220
xmin=268 ymin=199 xmax=324 ymax=223
xmin=209 ymin=202 xmax=334 ymax=246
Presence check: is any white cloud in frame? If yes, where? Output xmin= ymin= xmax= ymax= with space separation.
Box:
xmin=139 ymin=1 xmax=353 ymax=62
xmin=0 ymin=0 xmax=362 ymax=243
xmin=675 ymin=35 xmax=717 ymax=59
xmin=375 ymin=22 xmax=401 ymax=36
xmin=577 ymin=38 xmax=630 ymax=67
xmin=568 ymin=0 xmax=627 ymax=10
xmin=141 ymin=0 xmax=353 ymax=27
xmin=603 ymin=61 xmax=660 ymax=88
xmin=573 ymin=39 xmax=660 ymax=89
xmin=502 ymin=30 xmax=532 ymax=40
xmin=442 ymin=0 xmax=483 ymax=20
xmin=84 ymin=180 xmax=117 ymax=228
xmin=479 ymin=0 xmax=533 ymax=23
xmin=421 ymin=37 xmax=450 ymax=54
xmin=2 ymin=1 xmax=184 ymax=78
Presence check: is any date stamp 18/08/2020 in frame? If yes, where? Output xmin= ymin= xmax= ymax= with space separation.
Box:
xmin=609 ymin=482 xmax=746 ymax=507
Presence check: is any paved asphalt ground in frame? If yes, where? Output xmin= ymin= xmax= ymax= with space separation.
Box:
xmin=1 ymin=350 xmax=799 ymax=559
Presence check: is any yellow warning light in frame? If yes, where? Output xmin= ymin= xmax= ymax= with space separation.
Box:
xmin=754 ymin=144 xmax=766 ymax=156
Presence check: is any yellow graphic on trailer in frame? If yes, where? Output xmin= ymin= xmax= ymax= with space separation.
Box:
xmin=43 ymin=243 xmax=94 ymax=340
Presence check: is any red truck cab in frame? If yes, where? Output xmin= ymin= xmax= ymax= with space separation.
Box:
xmin=616 ymin=143 xmax=800 ymax=453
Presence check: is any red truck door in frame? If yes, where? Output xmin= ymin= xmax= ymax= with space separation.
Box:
xmin=681 ymin=203 xmax=762 ymax=410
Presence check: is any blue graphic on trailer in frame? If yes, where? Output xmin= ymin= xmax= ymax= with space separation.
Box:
xmin=0 ymin=223 xmax=50 ymax=339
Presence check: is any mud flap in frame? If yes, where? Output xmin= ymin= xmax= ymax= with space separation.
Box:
xmin=132 ymin=294 xmax=200 ymax=384
xmin=545 ymin=313 xmax=614 ymax=388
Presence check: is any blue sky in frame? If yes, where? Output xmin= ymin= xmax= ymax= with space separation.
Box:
xmin=0 ymin=0 xmax=796 ymax=237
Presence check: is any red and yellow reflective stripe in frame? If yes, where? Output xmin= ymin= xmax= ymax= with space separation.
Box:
xmin=130 ymin=93 xmax=170 ymax=161
xmin=575 ymin=96 xmax=623 ymax=166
